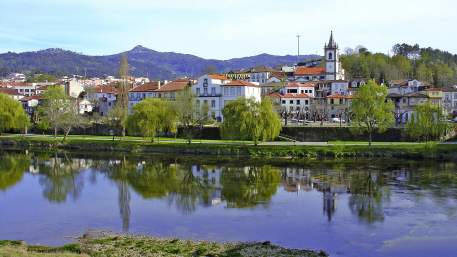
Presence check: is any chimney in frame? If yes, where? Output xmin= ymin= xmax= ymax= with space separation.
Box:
xmin=157 ymin=81 xmax=161 ymax=89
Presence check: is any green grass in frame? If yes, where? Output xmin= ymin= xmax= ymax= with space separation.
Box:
xmin=0 ymin=235 xmax=327 ymax=257
xmin=2 ymin=134 xmax=457 ymax=160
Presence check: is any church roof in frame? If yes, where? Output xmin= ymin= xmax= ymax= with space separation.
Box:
xmin=325 ymin=31 xmax=338 ymax=49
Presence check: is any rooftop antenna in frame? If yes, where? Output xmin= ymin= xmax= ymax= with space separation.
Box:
xmin=296 ymin=35 xmax=301 ymax=64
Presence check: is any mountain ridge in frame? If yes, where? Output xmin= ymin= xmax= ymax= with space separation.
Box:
xmin=0 ymin=46 xmax=320 ymax=80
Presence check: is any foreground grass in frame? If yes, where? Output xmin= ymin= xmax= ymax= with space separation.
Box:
xmin=0 ymin=235 xmax=327 ymax=257
xmin=2 ymin=134 xmax=457 ymax=160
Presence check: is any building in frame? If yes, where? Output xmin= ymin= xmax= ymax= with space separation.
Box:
xmin=292 ymin=31 xmax=345 ymax=82
xmin=193 ymin=74 xmax=261 ymax=121
xmin=442 ymin=86 xmax=457 ymax=116
xmin=324 ymin=31 xmax=345 ymax=80
xmin=87 ymin=85 xmax=118 ymax=116
xmin=153 ymin=79 xmax=192 ymax=100
xmin=0 ymin=88 xmax=24 ymax=100
xmin=326 ymin=94 xmax=352 ymax=121
xmin=128 ymin=82 xmax=161 ymax=111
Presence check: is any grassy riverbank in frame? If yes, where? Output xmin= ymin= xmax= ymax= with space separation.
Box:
xmin=1 ymin=134 xmax=457 ymax=160
xmin=0 ymin=234 xmax=327 ymax=257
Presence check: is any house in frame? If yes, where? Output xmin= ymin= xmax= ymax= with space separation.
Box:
xmin=193 ymin=75 xmax=261 ymax=121
xmin=78 ymin=99 xmax=94 ymax=114
xmin=246 ymin=66 xmax=275 ymax=84
xmin=20 ymin=95 xmax=42 ymax=116
xmin=281 ymin=82 xmax=316 ymax=97
xmin=88 ymin=85 xmax=118 ymax=116
xmin=64 ymin=79 xmax=85 ymax=98
xmin=326 ymin=94 xmax=352 ymax=121
xmin=442 ymin=86 xmax=457 ymax=116
xmin=153 ymin=79 xmax=192 ymax=100
xmin=6 ymin=73 xmax=26 ymax=82
xmin=128 ymin=81 xmax=161 ymax=110
xmin=294 ymin=67 xmax=326 ymax=81
xmin=0 ymin=88 xmax=24 ymax=100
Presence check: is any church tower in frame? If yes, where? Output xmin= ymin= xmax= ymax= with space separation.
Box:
xmin=324 ymin=31 xmax=344 ymax=80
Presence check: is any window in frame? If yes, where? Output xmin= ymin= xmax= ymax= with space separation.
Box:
xmin=203 ymin=87 xmax=208 ymax=95
xmin=330 ymin=99 xmax=334 ymax=104
xmin=290 ymin=100 xmax=293 ymax=104
xmin=230 ymin=87 xmax=236 ymax=96
xmin=237 ymin=87 xmax=241 ymax=96
xmin=282 ymin=100 xmax=286 ymax=104
xmin=296 ymin=100 xmax=301 ymax=105
xmin=224 ymin=87 xmax=229 ymax=95
xmin=328 ymin=52 xmax=333 ymax=60
xmin=211 ymin=100 xmax=216 ymax=108
xmin=196 ymin=88 xmax=200 ymax=95
xmin=301 ymin=90 xmax=304 ymax=94
xmin=211 ymin=87 xmax=216 ymax=96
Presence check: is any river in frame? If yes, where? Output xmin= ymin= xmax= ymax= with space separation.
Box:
xmin=0 ymin=151 xmax=456 ymax=257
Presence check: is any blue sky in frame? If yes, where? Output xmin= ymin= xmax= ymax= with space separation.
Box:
xmin=0 ymin=0 xmax=455 ymax=59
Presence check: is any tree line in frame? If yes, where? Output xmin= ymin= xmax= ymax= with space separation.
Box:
xmin=342 ymin=43 xmax=457 ymax=87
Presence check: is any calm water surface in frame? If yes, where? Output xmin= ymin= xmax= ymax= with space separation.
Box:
xmin=1 ymin=152 xmax=457 ymax=257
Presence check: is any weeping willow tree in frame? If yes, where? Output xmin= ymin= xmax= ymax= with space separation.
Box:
xmin=0 ymin=93 xmax=30 ymax=134
xmin=126 ymin=98 xmax=177 ymax=142
xmin=406 ymin=102 xmax=452 ymax=142
xmin=222 ymin=97 xmax=281 ymax=145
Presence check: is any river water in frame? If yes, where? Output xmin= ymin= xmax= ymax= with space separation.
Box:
xmin=0 ymin=151 xmax=457 ymax=257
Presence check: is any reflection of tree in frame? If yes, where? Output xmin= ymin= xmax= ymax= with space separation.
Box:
xmin=37 ymin=154 xmax=84 ymax=203
xmin=221 ymin=166 xmax=281 ymax=208
xmin=348 ymin=172 xmax=387 ymax=223
xmin=0 ymin=154 xmax=30 ymax=191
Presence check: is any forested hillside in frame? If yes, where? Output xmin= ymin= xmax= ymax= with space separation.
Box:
xmin=341 ymin=43 xmax=457 ymax=86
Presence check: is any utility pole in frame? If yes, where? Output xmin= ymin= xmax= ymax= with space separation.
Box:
xmin=296 ymin=35 xmax=301 ymax=64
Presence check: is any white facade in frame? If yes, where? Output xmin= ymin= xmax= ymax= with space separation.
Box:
xmin=281 ymin=82 xmax=315 ymax=97
xmin=330 ymin=81 xmax=349 ymax=95
xmin=193 ymin=75 xmax=261 ymax=121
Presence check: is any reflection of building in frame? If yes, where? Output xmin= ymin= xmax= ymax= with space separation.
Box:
xmin=323 ymin=191 xmax=336 ymax=221
xmin=282 ymin=167 xmax=313 ymax=192
xmin=192 ymin=165 xmax=222 ymax=206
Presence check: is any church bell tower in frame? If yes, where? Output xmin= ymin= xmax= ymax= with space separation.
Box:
xmin=324 ymin=31 xmax=344 ymax=80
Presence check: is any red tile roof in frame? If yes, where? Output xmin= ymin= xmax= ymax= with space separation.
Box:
xmin=282 ymin=93 xmax=311 ymax=98
xmin=208 ymin=74 xmax=228 ymax=80
xmin=0 ymin=88 xmax=20 ymax=95
xmin=95 ymin=85 xmax=118 ymax=94
xmin=154 ymin=80 xmax=189 ymax=92
xmin=129 ymin=82 xmax=160 ymax=92
xmin=20 ymin=95 xmax=42 ymax=101
xmin=285 ymin=82 xmax=317 ymax=88
xmin=294 ymin=67 xmax=326 ymax=76
xmin=225 ymin=80 xmax=258 ymax=87
xmin=327 ymin=94 xmax=349 ymax=99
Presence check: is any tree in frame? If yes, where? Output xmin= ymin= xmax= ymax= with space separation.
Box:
xmin=0 ymin=93 xmax=29 ymax=134
xmin=406 ymin=102 xmax=451 ymax=142
xmin=38 ymin=86 xmax=85 ymax=140
xmin=113 ymin=53 xmax=130 ymax=137
xmin=350 ymin=80 xmax=394 ymax=146
xmin=27 ymin=73 xmax=57 ymax=83
xmin=174 ymin=87 xmax=199 ymax=144
xmin=222 ymin=97 xmax=281 ymax=145
xmin=126 ymin=98 xmax=177 ymax=142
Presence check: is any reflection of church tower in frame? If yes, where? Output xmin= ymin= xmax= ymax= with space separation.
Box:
xmin=324 ymin=31 xmax=344 ymax=80
xmin=117 ymin=181 xmax=131 ymax=232
xmin=323 ymin=190 xmax=337 ymax=221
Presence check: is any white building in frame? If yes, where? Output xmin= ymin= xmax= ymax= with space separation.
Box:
xmin=128 ymin=82 xmax=161 ymax=111
xmin=442 ymin=86 xmax=457 ymax=116
xmin=330 ymin=81 xmax=349 ymax=95
xmin=280 ymin=82 xmax=316 ymax=97
xmin=65 ymin=79 xmax=85 ymax=98
xmin=193 ymin=74 xmax=261 ymax=121
xmin=87 ymin=85 xmax=118 ymax=116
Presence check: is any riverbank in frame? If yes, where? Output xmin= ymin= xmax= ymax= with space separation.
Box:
xmin=0 ymin=233 xmax=327 ymax=257
xmin=1 ymin=134 xmax=457 ymax=160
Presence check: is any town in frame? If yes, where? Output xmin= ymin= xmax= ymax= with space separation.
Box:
xmin=1 ymin=32 xmax=456 ymax=144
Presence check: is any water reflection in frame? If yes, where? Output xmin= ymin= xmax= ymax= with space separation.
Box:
xmin=1 ymin=152 xmax=457 ymax=227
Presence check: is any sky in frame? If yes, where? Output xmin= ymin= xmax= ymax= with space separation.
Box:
xmin=0 ymin=0 xmax=455 ymax=59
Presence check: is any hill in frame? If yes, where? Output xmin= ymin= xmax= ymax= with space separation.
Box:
xmin=0 ymin=45 xmax=319 ymax=80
